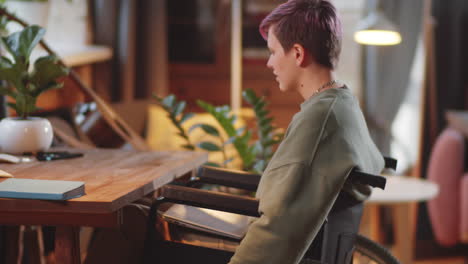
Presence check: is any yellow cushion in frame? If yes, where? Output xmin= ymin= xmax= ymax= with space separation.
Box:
xmin=146 ymin=105 xmax=249 ymax=169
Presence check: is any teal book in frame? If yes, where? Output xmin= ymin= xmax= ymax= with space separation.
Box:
xmin=0 ymin=178 xmax=85 ymax=200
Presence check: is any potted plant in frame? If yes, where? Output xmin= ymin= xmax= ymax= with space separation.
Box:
xmin=0 ymin=25 xmax=69 ymax=154
xmin=155 ymin=88 xmax=283 ymax=173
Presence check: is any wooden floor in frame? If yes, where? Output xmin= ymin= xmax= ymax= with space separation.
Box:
xmin=42 ymin=253 xmax=467 ymax=264
xmin=414 ymin=257 xmax=466 ymax=264
xmin=33 ymin=249 xmax=468 ymax=264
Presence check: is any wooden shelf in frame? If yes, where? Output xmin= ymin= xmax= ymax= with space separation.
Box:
xmin=32 ymin=44 xmax=113 ymax=67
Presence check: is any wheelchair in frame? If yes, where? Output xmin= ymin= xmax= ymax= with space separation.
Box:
xmin=143 ymin=157 xmax=400 ymax=264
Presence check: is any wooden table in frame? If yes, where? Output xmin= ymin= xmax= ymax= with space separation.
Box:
xmin=0 ymin=148 xmax=207 ymax=264
xmin=365 ymin=176 xmax=439 ymax=264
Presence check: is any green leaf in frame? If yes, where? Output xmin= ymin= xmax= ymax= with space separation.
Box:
xmin=177 ymin=131 xmax=188 ymax=139
xmin=0 ymin=12 xmax=9 ymax=32
xmin=197 ymin=101 xmax=236 ymax=136
xmin=0 ymin=26 xmax=68 ymax=119
xmin=196 ymin=141 xmax=221 ymax=152
xmin=6 ymin=102 xmax=17 ymax=112
xmin=154 ymin=94 xmax=194 ymax=149
xmin=161 ymin=94 xmax=176 ymax=108
xmin=254 ymin=100 xmax=266 ymax=112
xmin=30 ymin=55 xmax=69 ymax=96
xmin=0 ymin=62 xmax=25 ymax=89
xmin=222 ymin=157 xmax=234 ymax=166
xmin=179 ymin=112 xmax=194 ymax=124
xmin=259 ymin=117 xmax=273 ymax=127
xmin=218 ymin=105 xmax=230 ymax=114
xmin=200 ymin=124 xmax=220 ymax=137
xmin=253 ymin=160 xmax=266 ymax=174
xmin=197 ymin=99 xmax=256 ymax=169
xmin=257 ymin=109 xmax=268 ymax=117
xmin=36 ymin=81 xmax=64 ymax=95
xmin=241 ymin=88 xmax=284 ymax=172
xmin=173 ymin=101 xmax=186 ymax=117
xmin=253 ymin=141 xmax=264 ymax=154
xmin=224 ymin=136 xmax=236 ymax=146
xmin=260 ymin=124 xmax=273 ymax=135
xmin=0 ymin=56 xmax=12 ymax=67
xmin=2 ymin=25 xmax=45 ymax=64
xmin=188 ymin=123 xmax=202 ymax=133
xmin=181 ymin=144 xmax=195 ymax=150
xmin=242 ymin=89 xmax=257 ymax=104
xmin=263 ymin=138 xmax=278 ymax=147
xmin=236 ymin=126 xmax=246 ymax=136
xmin=15 ymin=93 xmax=36 ymax=117
xmin=238 ymin=129 xmax=252 ymax=143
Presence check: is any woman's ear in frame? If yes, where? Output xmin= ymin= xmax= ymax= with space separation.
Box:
xmin=293 ymin=43 xmax=306 ymax=66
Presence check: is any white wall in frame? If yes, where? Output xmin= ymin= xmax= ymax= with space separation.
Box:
xmin=4 ymin=0 xmax=88 ymax=47
xmin=334 ymin=0 xmax=365 ymax=99
xmin=46 ymin=0 xmax=88 ymax=46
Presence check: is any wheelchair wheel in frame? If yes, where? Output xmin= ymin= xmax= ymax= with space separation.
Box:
xmin=353 ymin=234 xmax=400 ymax=264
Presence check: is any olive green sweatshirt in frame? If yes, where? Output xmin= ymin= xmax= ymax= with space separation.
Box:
xmin=228 ymin=87 xmax=384 ymax=264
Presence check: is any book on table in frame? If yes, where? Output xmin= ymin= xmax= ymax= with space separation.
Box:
xmin=0 ymin=178 xmax=85 ymax=200
xmin=160 ymin=204 xmax=256 ymax=240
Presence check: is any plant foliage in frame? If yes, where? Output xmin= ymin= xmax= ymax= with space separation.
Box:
xmin=154 ymin=94 xmax=195 ymax=150
xmin=242 ymin=88 xmax=283 ymax=172
xmin=154 ymin=89 xmax=283 ymax=173
xmin=197 ymin=100 xmax=256 ymax=170
xmin=0 ymin=25 xmax=69 ymax=118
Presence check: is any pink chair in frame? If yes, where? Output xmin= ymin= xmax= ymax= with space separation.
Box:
xmin=427 ymin=128 xmax=466 ymax=247
xmin=461 ymin=173 xmax=468 ymax=243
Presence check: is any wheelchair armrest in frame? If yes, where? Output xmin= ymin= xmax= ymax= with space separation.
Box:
xmin=189 ymin=166 xmax=261 ymax=192
xmin=189 ymin=159 xmax=394 ymax=192
xmin=348 ymin=170 xmax=386 ymax=189
xmin=159 ymin=185 xmax=260 ymax=217
xmin=384 ymin=156 xmax=397 ymax=170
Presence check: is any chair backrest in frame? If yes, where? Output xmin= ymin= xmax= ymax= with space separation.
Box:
xmin=303 ymin=162 xmax=393 ymax=263
xmin=461 ymin=173 xmax=468 ymax=243
xmin=427 ymin=127 xmax=465 ymax=247
xmin=303 ymin=186 xmax=365 ymax=263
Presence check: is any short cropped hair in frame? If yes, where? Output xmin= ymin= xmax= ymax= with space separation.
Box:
xmin=260 ymin=0 xmax=342 ymax=69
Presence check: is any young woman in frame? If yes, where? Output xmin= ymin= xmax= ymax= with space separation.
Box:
xmin=228 ymin=1 xmax=384 ymax=263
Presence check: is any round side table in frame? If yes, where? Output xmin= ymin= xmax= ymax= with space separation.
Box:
xmin=364 ymin=176 xmax=439 ymax=264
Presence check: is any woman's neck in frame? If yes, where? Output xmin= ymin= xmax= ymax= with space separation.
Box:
xmin=297 ymin=66 xmax=336 ymax=100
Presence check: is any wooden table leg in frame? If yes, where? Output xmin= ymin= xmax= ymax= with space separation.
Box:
xmin=392 ymin=203 xmax=415 ymax=264
xmin=360 ymin=204 xmax=383 ymax=242
xmin=23 ymin=226 xmax=45 ymax=264
xmin=4 ymin=226 xmax=23 ymax=264
xmin=55 ymin=226 xmax=81 ymax=264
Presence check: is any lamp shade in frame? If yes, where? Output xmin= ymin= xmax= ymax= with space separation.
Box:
xmin=354 ymin=10 xmax=402 ymax=46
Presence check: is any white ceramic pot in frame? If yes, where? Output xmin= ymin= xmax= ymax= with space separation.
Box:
xmin=0 ymin=117 xmax=53 ymax=154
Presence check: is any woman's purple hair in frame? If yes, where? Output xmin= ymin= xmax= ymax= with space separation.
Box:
xmin=260 ymin=0 xmax=342 ymax=69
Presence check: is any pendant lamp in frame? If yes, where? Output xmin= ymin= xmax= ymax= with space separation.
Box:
xmin=354 ymin=7 xmax=402 ymax=46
